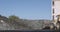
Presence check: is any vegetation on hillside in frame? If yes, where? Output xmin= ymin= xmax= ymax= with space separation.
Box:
xmin=0 ymin=15 xmax=52 ymax=30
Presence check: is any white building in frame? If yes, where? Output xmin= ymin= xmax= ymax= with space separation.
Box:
xmin=52 ymin=0 xmax=60 ymax=23
xmin=52 ymin=0 xmax=60 ymax=29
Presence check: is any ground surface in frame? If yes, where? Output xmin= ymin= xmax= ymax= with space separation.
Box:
xmin=0 ymin=30 xmax=59 ymax=32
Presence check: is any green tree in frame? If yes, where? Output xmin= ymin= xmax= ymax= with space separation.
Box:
xmin=8 ymin=15 xmax=20 ymax=28
xmin=8 ymin=15 xmax=20 ymax=22
xmin=8 ymin=15 xmax=28 ymax=29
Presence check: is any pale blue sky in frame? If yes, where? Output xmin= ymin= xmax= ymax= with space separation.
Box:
xmin=0 ymin=0 xmax=52 ymax=20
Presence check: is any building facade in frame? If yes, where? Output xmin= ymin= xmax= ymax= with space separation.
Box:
xmin=52 ymin=0 xmax=60 ymax=29
xmin=52 ymin=0 xmax=60 ymax=20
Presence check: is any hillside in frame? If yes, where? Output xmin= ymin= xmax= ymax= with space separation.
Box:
xmin=0 ymin=15 xmax=52 ymax=30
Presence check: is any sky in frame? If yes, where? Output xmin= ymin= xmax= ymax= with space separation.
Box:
xmin=0 ymin=0 xmax=52 ymax=20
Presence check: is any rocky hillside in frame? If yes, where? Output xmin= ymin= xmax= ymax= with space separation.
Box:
xmin=0 ymin=15 xmax=52 ymax=30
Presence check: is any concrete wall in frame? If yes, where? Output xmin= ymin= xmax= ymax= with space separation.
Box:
xmin=52 ymin=0 xmax=60 ymax=20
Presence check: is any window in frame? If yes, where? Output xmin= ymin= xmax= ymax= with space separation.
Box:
xmin=52 ymin=1 xmax=54 ymax=6
xmin=53 ymin=8 xmax=54 ymax=14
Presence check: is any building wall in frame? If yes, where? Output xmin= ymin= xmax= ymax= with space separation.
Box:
xmin=54 ymin=1 xmax=60 ymax=19
xmin=52 ymin=0 xmax=60 ymax=20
